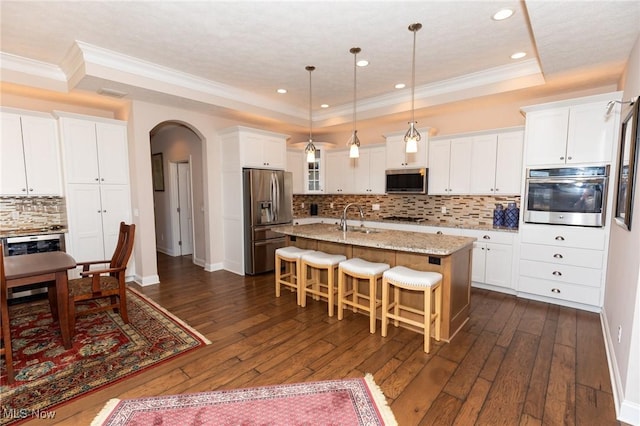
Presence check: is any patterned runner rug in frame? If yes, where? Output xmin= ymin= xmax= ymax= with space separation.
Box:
xmin=0 ymin=287 xmax=209 ymax=425
xmin=92 ymin=374 xmax=397 ymax=425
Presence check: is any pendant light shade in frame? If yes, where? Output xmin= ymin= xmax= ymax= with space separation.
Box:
xmin=304 ymin=65 xmax=317 ymax=163
xmin=347 ymin=47 xmax=361 ymax=159
xmin=404 ymin=23 xmax=422 ymax=153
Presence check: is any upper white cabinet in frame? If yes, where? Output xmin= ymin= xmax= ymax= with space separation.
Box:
xmin=286 ymin=149 xmax=304 ymax=194
xmin=353 ymin=146 xmax=386 ymax=194
xmin=220 ymin=126 xmax=288 ymax=170
xmin=430 ymin=128 xmax=524 ymax=196
xmin=385 ymin=128 xmax=429 ymax=169
xmin=469 ymin=130 xmax=524 ymax=195
xmin=522 ymin=92 xmax=622 ymax=166
xmin=58 ymin=116 xmax=130 ymax=185
xmin=325 ymin=146 xmax=385 ymax=194
xmin=286 ymin=144 xmax=329 ymax=194
xmin=1 ymin=109 xmax=62 ymax=196
xmin=428 ymin=137 xmax=472 ymax=195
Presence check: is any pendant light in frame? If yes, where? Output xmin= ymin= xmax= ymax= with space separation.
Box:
xmin=347 ymin=47 xmax=361 ymax=158
xmin=404 ymin=23 xmax=422 ymax=153
xmin=304 ymin=65 xmax=317 ymax=163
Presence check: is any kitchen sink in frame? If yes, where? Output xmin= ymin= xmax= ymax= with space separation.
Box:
xmin=337 ymin=226 xmax=380 ymax=234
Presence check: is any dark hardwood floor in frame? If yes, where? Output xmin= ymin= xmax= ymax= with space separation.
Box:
xmin=36 ymin=253 xmax=620 ymax=425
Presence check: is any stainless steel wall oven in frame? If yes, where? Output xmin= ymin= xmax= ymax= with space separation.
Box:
xmin=524 ymin=165 xmax=609 ymax=227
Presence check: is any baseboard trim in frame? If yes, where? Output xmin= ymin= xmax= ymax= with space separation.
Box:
xmin=134 ymin=274 xmax=160 ymax=286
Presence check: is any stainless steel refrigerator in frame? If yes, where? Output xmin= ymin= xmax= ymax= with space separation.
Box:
xmin=243 ymin=168 xmax=293 ymax=275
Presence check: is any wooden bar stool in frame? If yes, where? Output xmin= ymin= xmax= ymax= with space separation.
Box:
xmin=337 ymin=258 xmax=389 ymax=333
xmin=275 ymin=246 xmax=315 ymax=305
xmin=381 ymin=266 xmax=443 ymax=353
xmin=300 ymin=251 xmax=346 ymax=317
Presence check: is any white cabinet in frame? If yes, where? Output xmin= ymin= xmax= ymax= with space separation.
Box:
xmin=220 ymin=126 xmax=288 ymax=170
xmin=460 ymin=229 xmax=515 ymax=292
xmin=326 ymin=146 xmax=385 ymax=194
xmin=517 ymin=224 xmax=607 ymax=309
xmin=65 ymin=184 xmax=132 ymax=264
xmin=469 ymin=131 xmax=524 ymax=195
xmin=354 ymin=146 xmax=386 ymax=194
xmin=522 ymin=93 xmax=621 ymax=166
xmin=1 ymin=110 xmax=62 ymax=196
xmin=384 ymin=128 xmax=429 ymax=169
xmin=325 ymin=150 xmax=354 ymax=193
xmin=286 ymin=150 xmax=304 ymax=194
xmin=428 ymin=137 xmax=472 ymax=195
xmin=57 ymin=113 xmax=132 ymax=267
xmin=58 ymin=117 xmax=129 ymax=185
xmin=286 ymin=145 xmax=327 ymax=194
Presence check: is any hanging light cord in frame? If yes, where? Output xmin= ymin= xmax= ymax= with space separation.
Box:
xmin=307 ymin=65 xmax=314 ymax=143
xmin=410 ymin=26 xmax=417 ymax=125
xmin=352 ymin=49 xmax=357 ymax=134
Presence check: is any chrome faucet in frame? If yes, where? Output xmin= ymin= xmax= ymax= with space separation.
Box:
xmin=340 ymin=203 xmax=364 ymax=231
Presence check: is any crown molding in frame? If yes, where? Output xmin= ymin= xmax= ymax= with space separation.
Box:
xmin=73 ymin=41 xmax=306 ymax=120
xmin=315 ymin=59 xmax=544 ymax=122
xmin=0 ymin=52 xmax=67 ymax=83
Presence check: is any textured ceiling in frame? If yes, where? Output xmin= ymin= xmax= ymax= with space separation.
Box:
xmin=1 ymin=0 xmax=639 ymax=139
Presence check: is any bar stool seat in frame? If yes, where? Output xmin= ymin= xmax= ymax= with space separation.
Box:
xmin=381 ymin=266 xmax=443 ymax=353
xmin=300 ymin=251 xmax=346 ymax=317
xmin=337 ymin=258 xmax=389 ymax=333
xmin=275 ymin=246 xmax=315 ymax=305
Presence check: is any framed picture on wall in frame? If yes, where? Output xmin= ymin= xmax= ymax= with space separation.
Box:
xmin=614 ymin=99 xmax=639 ymax=230
xmin=152 ymin=152 xmax=165 ymax=192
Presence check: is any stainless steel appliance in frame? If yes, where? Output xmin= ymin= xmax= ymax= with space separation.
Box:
xmin=1 ymin=232 xmax=66 ymax=299
xmin=385 ymin=168 xmax=428 ymax=194
xmin=524 ymin=165 xmax=609 ymax=227
xmin=243 ymin=168 xmax=293 ymax=275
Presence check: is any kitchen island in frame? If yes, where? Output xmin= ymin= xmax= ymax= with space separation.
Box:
xmin=274 ymin=223 xmax=476 ymax=341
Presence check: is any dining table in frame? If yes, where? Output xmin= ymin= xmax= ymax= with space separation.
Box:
xmin=4 ymin=251 xmax=77 ymax=349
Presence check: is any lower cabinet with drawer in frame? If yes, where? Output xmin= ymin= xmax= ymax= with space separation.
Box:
xmin=460 ymin=229 xmax=515 ymax=294
xmin=517 ymin=223 xmax=607 ymax=311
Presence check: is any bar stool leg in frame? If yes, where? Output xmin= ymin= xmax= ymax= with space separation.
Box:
xmin=327 ymin=265 xmax=335 ymax=317
xmin=393 ymin=286 xmax=400 ymax=327
xmin=337 ymin=269 xmax=345 ymax=320
xmin=300 ymin=262 xmax=308 ymax=308
xmin=381 ymin=277 xmax=389 ymax=337
xmin=275 ymin=255 xmax=283 ymax=298
xmin=368 ymin=276 xmax=376 ymax=334
xmin=424 ymin=285 xmax=432 ymax=353
xmin=434 ymin=284 xmax=442 ymax=342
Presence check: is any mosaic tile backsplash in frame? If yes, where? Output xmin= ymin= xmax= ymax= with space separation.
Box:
xmin=0 ymin=196 xmax=68 ymax=232
xmin=292 ymin=194 xmax=520 ymax=228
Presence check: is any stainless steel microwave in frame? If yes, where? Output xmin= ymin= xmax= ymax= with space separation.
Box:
xmin=385 ymin=168 xmax=428 ymax=194
xmin=524 ymin=166 xmax=609 ymax=227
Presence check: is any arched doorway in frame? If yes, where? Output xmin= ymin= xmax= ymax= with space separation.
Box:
xmin=149 ymin=121 xmax=205 ymax=267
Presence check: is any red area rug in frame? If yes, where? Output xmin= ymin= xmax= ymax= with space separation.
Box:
xmin=92 ymin=374 xmax=397 ymax=426
xmin=0 ymin=287 xmax=209 ymax=425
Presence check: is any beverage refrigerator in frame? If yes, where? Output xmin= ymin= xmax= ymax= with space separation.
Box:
xmin=242 ymin=168 xmax=293 ymax=275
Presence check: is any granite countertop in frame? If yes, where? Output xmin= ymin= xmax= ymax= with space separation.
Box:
xmin=274 ymin=223 xmax=476 ymax=256
xmin=0 ymin=226 xmax=68 ymax=239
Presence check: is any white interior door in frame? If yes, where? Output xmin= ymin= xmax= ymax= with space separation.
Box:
xmin=176 ymin=162 xmax=193 ymax=256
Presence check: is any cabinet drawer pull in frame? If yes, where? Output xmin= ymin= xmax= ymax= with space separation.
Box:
xmin=483 ymin=235 xmax=490 ymax=239
xmin=553 ymin=253 xmax=563 ymax=259
xmin=552 ymin=271 xmax=562 ymax=276
xmin=436 ymin=231 xmax=443 ymax=235
xmin=555 ymin=236 xmax=565 ymax=241
xmin=560 ymin=156 xmax=565 ymax=160
xmin=551 ymin=288 xmax=561 ymax=294
xmin=22 ymin=188 xmax=27 ymax=192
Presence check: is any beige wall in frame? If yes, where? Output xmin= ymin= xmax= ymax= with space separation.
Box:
xmin=604 ymin=33 xmax=640 ymax=423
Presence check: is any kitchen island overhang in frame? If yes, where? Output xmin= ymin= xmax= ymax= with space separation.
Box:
xmin=274 ymin=223 xmax=476 ymax=342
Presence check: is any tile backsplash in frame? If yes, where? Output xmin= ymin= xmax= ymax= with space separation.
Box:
xmin=293 ymin=194 xmax=520 ymax=228
xmin=0 ymin=196 xmax=68 ymax=231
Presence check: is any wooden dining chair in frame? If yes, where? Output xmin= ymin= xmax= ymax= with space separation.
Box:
xmin=68 ymin=222 xmax=135 ymax=331
xmin=1 ymin=250 xmax=15 ymax=384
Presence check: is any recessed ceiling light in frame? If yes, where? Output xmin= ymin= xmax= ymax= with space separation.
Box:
xmin=511 ymin=52 xmax=527 ymax=59
xmin=357 ymin=60 xmax=369 ymax=67
xmin=395 ymin=83 xmax=406 ymax=89
xmin=321 ymin=104 xmax=329 ymax=108
xmin=276 ymin=88 xmax=287 ymax=94
xmin=492 ymin=8 xmax=514 ymax=20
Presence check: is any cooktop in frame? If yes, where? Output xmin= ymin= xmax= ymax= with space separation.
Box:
xmin=382 ymin=216 xmax=426 ymax=223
